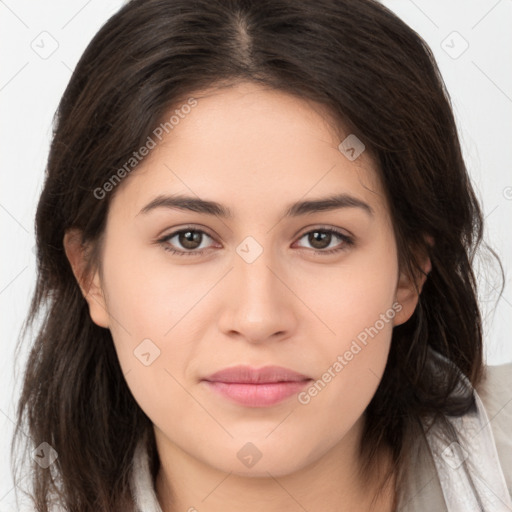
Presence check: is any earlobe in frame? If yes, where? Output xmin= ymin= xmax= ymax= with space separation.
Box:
xmin=63 ymin=229 xmax=110 ymax=328
xmin=393 ymin=254 xmax=431 ymax=327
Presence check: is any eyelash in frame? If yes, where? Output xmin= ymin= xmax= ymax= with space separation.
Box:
xmin=157 ymin=225 xmax=354 ymax=257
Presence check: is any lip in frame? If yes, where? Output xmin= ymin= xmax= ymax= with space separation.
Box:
xmin=201 ymin=365 xmax=312 ymax=407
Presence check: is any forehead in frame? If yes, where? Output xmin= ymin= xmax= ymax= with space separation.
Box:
xmin=109 ymin=82 xmax=388 ymax=221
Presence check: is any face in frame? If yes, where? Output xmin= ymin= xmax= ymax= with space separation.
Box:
xmin=67 ymin=81 xmax=421 ymax=478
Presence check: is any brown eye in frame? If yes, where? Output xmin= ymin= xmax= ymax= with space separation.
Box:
xmin=295 ymin=228 xmax=354 ymax=254
xmin=178 ymin=230 xmax=203 ymax=250
xmin=158 ymin=228 xmax=216 ymax=256
xmin=307 ymin=231 xmax=333 ymax=250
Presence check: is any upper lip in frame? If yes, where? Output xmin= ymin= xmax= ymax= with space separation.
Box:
xmin=203 ymin=365 xmax=312 ymax=384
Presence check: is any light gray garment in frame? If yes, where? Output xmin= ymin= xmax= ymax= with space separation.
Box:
xmin=397 ymin=361 xmax=512 ymax=511
xmin=130 ymin=362 xmax=512 ymax=512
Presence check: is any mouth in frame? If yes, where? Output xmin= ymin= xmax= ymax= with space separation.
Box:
xmin=201 ymin=365 xmax=313 ymax=407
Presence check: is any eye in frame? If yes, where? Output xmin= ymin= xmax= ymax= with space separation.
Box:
xmin=157 ymin=225 xmax=354 ymax=257
xmin=294 ymin=227 xmax=354 ymax=255
xmin=157 ymin=227 xmax=217 ymax=256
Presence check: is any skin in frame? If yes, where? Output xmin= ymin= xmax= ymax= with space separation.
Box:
xmin=65 ymin=81 xmax=429 ymax=511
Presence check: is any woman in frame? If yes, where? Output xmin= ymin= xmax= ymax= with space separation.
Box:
xmin=13 ymin=0 xmax=512 ymax=510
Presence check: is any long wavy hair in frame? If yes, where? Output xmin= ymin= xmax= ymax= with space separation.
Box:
xmin=13 ymin=0 xmax=493 ymax=510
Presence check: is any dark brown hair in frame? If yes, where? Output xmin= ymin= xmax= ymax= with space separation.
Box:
xmin=14 ymin=0 xmax=494 ymax=510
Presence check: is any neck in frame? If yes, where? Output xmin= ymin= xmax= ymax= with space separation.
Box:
xmin=154 ymin=418 xmax=396 ymax=512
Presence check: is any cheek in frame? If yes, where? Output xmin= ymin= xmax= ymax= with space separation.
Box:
xmin=295 ymin=239 xmax=398 ymax=424
xmin=303 ymin=236 xmax=398 ymax=346
xmin=101 ymin=238 xmax=210 ymax=342
xmin=99 ymin=239 xmax=212 ymax=413
xmin=298 ymin=305 xmax=394 ymax=450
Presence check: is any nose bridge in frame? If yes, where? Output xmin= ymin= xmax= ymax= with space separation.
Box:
xmin=217 ymin=234 xmax=296 ymax=341
xmin=234 ymin=235 xmax=283 ymax=307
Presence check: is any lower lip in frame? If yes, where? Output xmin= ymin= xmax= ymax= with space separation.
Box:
xmin=203 ymin=380 xmax=311 ymax=407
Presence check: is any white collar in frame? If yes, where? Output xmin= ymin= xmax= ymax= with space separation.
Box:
xmin=130 ymin=437 xmax=163 ymax=512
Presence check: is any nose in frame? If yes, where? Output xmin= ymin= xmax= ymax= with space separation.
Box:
xmin=217 ymin=244 xmax=298 ymax=344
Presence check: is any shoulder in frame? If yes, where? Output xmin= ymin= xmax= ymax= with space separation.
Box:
xmin=475 ymin=362 xmax=512 ymax=495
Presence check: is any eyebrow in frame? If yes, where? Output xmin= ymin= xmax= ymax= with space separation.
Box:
xmin=138 ymin=193 xmax=374 ymax=218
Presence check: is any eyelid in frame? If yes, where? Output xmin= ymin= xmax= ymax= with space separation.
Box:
xmin=156 ymin=224 xmax=219 ymax=250
xmin=292 ymin=226 xmax=354 ymax=253
xmin=157 ymin=223 xmax=216 ymax=240
xmin=158 ymin=223 xmax=353 ymax=242
xmin=157 ymin=224 xmax=355 ymax=256
xmin=294 ymin=224 xmax=353 ymax=240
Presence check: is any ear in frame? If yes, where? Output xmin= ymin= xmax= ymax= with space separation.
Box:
xmin=63 ymin=229 xmax=110 ymax=328
xmin=393 ymin=246 xmax=432 ymax=327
